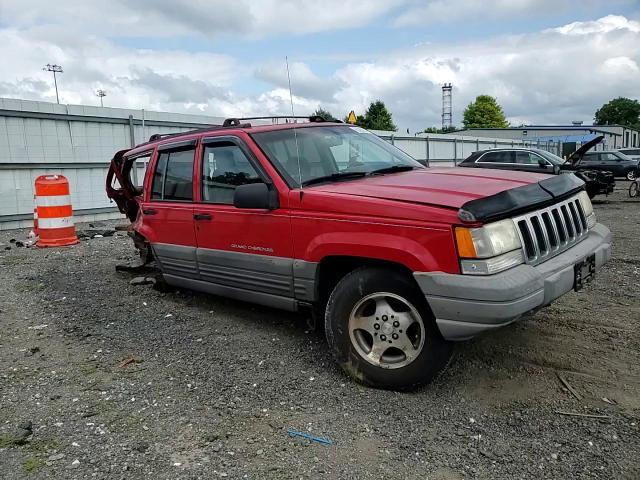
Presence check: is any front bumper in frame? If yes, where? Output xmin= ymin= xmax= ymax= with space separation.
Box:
xmin=414 ymin=223 xmax=611 ymax=341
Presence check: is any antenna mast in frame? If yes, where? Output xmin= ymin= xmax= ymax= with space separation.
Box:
xmin=285 ymin=56 xmax=303 ymax=186
xmin=285 ymin=56 xmax=296 ymax=117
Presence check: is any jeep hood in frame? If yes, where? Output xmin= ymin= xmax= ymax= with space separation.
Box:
xmin=307 ymin=167 xmax=550 ymax=209
xmin=307 ymin=167 xmax=585 ymax=222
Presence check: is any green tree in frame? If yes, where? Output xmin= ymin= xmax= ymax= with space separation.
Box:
xmin=424 ymin=126 xmax=458 ymax=134
xmin=462 ymin=95 xmax=509 ymax=128
xmin=594 ymin=97 xmax=640 ymax=128
xmin=356 ymin=100 xmax=397 ymax=131
xmin=312 ymin=106 xmax=338 ymax=122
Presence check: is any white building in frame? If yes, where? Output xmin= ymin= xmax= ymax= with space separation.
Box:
xmin=452 ymin=124 xmax=639 ymax=153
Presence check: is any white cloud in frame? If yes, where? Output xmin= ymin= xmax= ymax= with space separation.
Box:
xmin=0 ymin=9 xmax=639 ymax=131
xmin=550 ymin=14 xmax=640 ymax=35
xmin=0 ymin=0 xmax=405 ymax=38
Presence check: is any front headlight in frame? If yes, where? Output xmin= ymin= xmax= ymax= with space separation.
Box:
xmin=577 ymin=190 xmax=596 ymax=228
xmin=455 ymin=219 xmax=524 ymax=275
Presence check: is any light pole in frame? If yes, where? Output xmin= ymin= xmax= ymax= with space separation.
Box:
xmin=43 ymin=64 xmax=63 ymax=104
xmin=96 ymin=89 xmax=107 ymax=107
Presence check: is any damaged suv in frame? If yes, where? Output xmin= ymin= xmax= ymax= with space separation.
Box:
xmin=107 ymin=117 xmax=611 ymax=389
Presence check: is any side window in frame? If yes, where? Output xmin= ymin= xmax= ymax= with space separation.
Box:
xmin=150 ymin=148 xmax=195 ymax=201
xmin=129 ymin=154 xmax=151 ymax=190
xmin=151 ymin=152 xmax=168 ymax=199
xmin=601 ymin=153 xmax=620 ymax=162
xmin=582 ymin=153 xmax=597 ymax=164
xmin=202 ymin=142 xmax=264 ymax=204
xmin=478 ymin=152 xmax=501 ymax=163
xmin=479 ymin=151 xmax=514 ymax=163
xmin=515 ymin=151 xmax=541 ymax=165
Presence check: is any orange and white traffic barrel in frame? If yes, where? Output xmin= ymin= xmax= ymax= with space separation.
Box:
xmin=34 ymin=175 xmax=79 ymax=248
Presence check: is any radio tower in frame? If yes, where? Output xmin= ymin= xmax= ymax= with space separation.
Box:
xmin=442 ymin=83 xmax=452 ymax=130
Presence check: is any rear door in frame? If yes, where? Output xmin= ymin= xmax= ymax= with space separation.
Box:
xmin=580 ymin=153 xmax=601 ymax=170
xmin=475 ymin=150 xmax=517 ymax=170
xmin=141 ymin=140 xmax=198 ymax=279
xmin=192 ymin=135 xmax=295 ymax=306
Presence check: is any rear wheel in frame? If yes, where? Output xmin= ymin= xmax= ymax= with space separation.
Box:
xmin=629 ymin=181 xmax=639 ymax=198
xmin=626 ymin=169 xmax=637 ymax=181
xmin=324 ymin=267 xmax=453 ymax=390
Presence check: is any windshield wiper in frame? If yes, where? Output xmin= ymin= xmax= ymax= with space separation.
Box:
xmin=369 ymin=165 xmax=416 ymax=176
xmin=302 ymin=171 xmax=368 ymax=187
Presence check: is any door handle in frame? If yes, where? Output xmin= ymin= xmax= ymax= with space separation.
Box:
xmin=193 ymin=213 xmax=212 ymax=221
xmin=142 ymin=208 xmax=157 ymax=215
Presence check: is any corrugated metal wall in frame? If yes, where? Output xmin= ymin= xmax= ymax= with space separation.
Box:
xmin=372 ymin=131 xmax=561 ymax=165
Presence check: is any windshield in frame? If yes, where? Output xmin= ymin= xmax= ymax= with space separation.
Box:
xmin=538 ymin=150 xmax=566 ymax=165
xmin=252 ymin=125 xmax=423 ymax=187
xmin=616 ymin=151 xmax=634 ymax=161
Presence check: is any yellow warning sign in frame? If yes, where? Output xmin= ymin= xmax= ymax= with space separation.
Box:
xmin=347 ymin=110 xmax=357 ymax=124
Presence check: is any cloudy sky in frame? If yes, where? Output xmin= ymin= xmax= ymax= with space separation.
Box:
xmin=0 ymin=0 xmax=639 ymax=131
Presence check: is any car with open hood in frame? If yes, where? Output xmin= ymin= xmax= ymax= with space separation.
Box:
xmin=580 ymin=149 xmax=638 ymax=181
xmin=457 ymin=136 xmax=615 ymax=199
xmin=107 ymin=117 xmax=611 ymax=390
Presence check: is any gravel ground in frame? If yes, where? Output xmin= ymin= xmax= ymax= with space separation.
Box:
xmin=1 ymin=186 xmax=639 ymax=479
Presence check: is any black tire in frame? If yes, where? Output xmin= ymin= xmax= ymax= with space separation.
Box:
xmin=626 ymin=169 xmax=637 ymax=181
xmin=324 ymin=267 xmax=453 ymax=390
xmin=630 ymin=181 xmax=639 ymax=198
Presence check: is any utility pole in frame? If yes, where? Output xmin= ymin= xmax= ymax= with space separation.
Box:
xmin=96 ymin=89 xmax=107 ymax=107
xmin=43 ymin=64 xmax=63 ymax=104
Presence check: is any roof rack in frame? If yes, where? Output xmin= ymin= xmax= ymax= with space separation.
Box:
xmin=143 ymin=115 xmax=339 ymax=145
xmin=222 ymin=115 xmax=339 ymax=127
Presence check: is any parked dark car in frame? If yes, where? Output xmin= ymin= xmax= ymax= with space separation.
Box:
xmin=581 ymin=150 xmax=638 ymax=180
xmin=458 ymin=146 xmax=614 ymax=199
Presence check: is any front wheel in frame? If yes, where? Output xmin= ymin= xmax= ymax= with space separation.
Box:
xmin=630 ymin=181 xmax=639 ymax=198
xmin=324 ymin=267 xmax=453 ymax=390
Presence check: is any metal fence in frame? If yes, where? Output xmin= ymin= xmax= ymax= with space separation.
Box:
xmin=372 ymin=131 xmax=563 ymax=166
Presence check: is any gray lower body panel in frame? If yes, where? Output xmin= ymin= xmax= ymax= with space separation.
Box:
xmin=152 ymin=243 xmax=318 ymax=309
xmin=196 ymin=248 xmax=294 ymax=297
xmin=152 ymin=243 xmax=199 ymax=279
xmin=414 ymin=223 xmax=612 ymax=341
xmin=163 ymin=274 xmax=297 ymax=311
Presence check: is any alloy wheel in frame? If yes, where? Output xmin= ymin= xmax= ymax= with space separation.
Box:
xmin=348 ymin=292 xmax=426 ymax=369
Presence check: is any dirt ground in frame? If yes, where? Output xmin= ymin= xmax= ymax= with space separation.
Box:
xmin=1 ymin=186 xmax=639 ymax=479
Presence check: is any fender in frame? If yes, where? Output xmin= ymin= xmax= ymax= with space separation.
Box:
xmin=303 ymin=230 xmax=458 ymax=273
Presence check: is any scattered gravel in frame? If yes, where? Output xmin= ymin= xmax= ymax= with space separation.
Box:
xmin=1 ymin=187 xmax=639 ymax=479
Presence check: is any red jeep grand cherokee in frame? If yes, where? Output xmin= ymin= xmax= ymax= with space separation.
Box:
xmin=107 ymin=116 xmax=611 ymax=389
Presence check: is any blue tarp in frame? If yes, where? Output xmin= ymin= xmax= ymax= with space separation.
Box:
xmin=528 ymin=133 xmax=599 ymax=143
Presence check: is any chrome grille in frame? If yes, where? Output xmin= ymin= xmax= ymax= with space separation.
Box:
xmin=513 ymin=194 xmax=588 ymax=265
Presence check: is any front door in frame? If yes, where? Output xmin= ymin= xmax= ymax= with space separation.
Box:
xmin=192 ymin=136 xmax=295 ymax=305
xmin=514 ymin=151 xmax=551 ymax=174
xmin=140 ymin=140 xmax=198 ymax=279
xmin=591 ymin=153 xmax=620 ymax=175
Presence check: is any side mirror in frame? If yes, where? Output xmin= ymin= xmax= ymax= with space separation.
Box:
xmin=538 ymin=159 xmax=548 ymax=168
xmin=233 ymin=183 xmax=279 ymax=210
